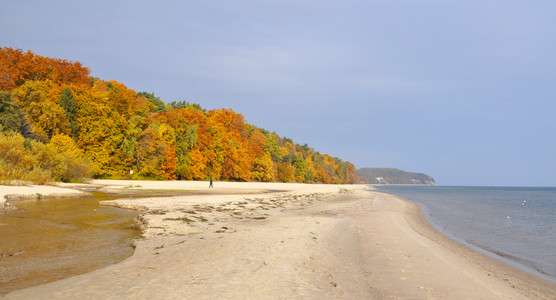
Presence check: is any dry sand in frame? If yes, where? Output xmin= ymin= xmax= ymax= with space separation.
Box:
xmin=3 ymin=180 xmax=556 ymax=299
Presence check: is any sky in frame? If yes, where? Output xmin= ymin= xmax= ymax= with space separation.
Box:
xmin=2 ymin=0 xmax=555 ymax=186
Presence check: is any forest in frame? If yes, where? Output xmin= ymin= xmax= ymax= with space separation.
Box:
xmin=357 ymin=168 xmax=435 ymax=185
xmin=0 ymin=47 xmax=358 ymax=184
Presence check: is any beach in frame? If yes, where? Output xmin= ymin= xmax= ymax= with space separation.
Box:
xmin=3 ymin=180 xmax=556 ymax=299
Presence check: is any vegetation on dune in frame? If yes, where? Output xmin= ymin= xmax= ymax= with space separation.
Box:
xmin=0 ymin=131 xmax=91 ymax=184
xmin=0 ymin=47 xmax=358 ymax=184
xmin=357 ymin=168 xmax=435 ymax=185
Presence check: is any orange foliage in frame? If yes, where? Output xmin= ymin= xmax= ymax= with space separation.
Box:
xmin=248 ymin=129 xmax=266 ymax=159
xmin=136 ymin=123 xmax=176 ymax=179
xmin=0 ymin=48 xmax=359 ymax=183
xmin=0 ymin=47 xmax=90 ymax=91
xmin=207 ymin=109 xmax=252 ymax=181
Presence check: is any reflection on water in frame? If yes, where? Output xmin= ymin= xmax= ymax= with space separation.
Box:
xmin=0 ymin=193 xmax=140 ymax=295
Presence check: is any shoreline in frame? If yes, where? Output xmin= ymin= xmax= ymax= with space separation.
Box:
xmin=377 ymin=186 xmax=556 ymax=284
xmin=1 ymin=184 xmax=91 ymax=212
xmin=424 ymin=213 xmax=556 ymax=285
xmin=3 ymin=181 xmax=556 ymax=299
xmin=375 ymin=192 xmax=556 ymax=298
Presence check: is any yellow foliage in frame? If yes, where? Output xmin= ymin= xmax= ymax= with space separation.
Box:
xmin=1 ymin=48 xmax=360 ymax=184
xmin=11 ymin=80 xmax=70 ymax=141
xmin=252 ymin=153 xmax=274 ymax=182
xmin=276 ymin=162 xmax=295 ymax=182
xmin=49 ymin=134 xmax=91 ymax=181
xmin=0 ymin=132 xmax=91 ymax=183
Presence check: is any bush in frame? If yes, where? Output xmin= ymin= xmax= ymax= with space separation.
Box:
xmin=49 ymin=134 xmax=92 ymax=181
xmin=0 ymin=132 xmax=91 ymax=184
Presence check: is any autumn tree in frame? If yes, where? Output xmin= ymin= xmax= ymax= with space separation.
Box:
xmin=247 ymin=128 xmax=266 ymax=160
xmin=207 ymin=108 xmax=252 ymax=181
xmin=1 ymin=48 xmax=361 ymax=184
xmin=73 ymin=85 xmax=125 ymax=176
xmin=251 ymin=153 xmax=273 ymax=181
xmin=0 ymin=131 xmax=91 ymax=184
xmin=159 ymin=107 xmax=207 ymax=179
xmin=265 ymin=131 xmax=283 ymax=162
xmin=0 ymin=91 xmax=30 ymax=136
xmin=0 ymin=47 xmax=90 ymax=91
xmin=276 ymin=162 xmax=295 ymax=182
xmin=135 ymin=122 xmax=176 ymax=179
xmin=11 ymin=80 xmax=70 ymax=141
xmin=49 ymin=134 xmax=91 ymax=181
xmin=169 ymin=100 xmax=205 ymax=112
xmin=138 ymin=91 xmax=167 ymax=113
xmin=59 ymin=87 xmax=78 ymax=138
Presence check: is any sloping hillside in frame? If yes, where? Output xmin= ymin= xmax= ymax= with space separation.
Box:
xmin=0 ymin=47 xmax=358 ymax=183
xmin=358 ymin=168 xmax=435 ymax=185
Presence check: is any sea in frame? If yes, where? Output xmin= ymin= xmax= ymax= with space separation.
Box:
xmin=373 ymin=185 xmax=556 ymax=283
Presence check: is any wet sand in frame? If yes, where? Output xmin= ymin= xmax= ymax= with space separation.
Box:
xmin=3 ymin=180 xmax=556 ymax=299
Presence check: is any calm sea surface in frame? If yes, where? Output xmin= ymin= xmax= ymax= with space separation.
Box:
xmin=374 ymin=186 xmax=556 ymax=283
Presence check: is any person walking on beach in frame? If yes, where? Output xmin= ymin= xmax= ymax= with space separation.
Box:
xmin=209 ymin=177 xmax=213 ymax=188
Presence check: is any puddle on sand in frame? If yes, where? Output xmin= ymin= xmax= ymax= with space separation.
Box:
xmin=0 ymin=193 xmax=141 ymax=295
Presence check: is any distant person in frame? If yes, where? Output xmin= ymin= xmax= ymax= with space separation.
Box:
xmin=209 ymin=177 xmax=213 ymax=188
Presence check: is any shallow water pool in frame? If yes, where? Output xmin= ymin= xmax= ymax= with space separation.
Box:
xmin=0 ymin=193 xmax=140 ymax=295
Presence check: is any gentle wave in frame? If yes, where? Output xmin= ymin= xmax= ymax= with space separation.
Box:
xmin=465 ymin=239 xmax=550 ymax=277
xmin=374 ymin=186 xmax=556 ymax=283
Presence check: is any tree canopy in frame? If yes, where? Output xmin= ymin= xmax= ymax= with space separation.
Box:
xmin=0 ymin=47 xmax=358 ymax=183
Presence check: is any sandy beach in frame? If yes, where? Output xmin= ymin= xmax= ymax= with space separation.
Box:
xmin=3 ymin=180 xmax=556 ymax=299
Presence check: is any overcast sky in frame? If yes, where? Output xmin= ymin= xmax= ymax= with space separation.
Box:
xmin=2 ymin=0 xmax=555 ymax=186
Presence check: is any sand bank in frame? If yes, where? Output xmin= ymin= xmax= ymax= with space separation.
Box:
xmin=4 ymin=181 xmax=556 ymax=299
xmin=0 ymin=184 xmax=90 ymax=211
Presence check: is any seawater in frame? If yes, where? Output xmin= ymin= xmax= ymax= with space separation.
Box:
xmin=374 ymin=186 xmax=556 ymax=283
